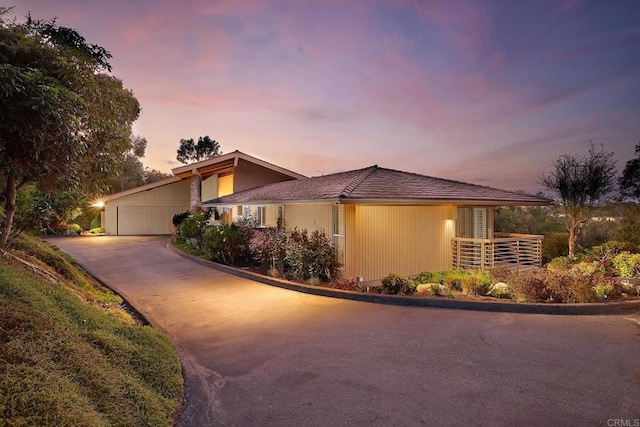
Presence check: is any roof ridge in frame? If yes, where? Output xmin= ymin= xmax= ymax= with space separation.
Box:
xmin=340 ymin=165 xmax=378 ymax=198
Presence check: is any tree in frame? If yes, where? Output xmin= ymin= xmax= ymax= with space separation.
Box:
xmin=619 ymin=142 xmax=640 ymax=201
xmin=176 ymin=136 xmax=222 ymax=164
xmin=539 ymin=142 xmax=617 ymax=259
xmin=0 ymin=9 xmax=141 ymax=245
xmin=144 ymin=168 xmax=173 ymax=184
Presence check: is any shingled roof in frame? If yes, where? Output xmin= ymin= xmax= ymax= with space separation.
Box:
xmin=203 ymin=166 xmax=550 ymax=206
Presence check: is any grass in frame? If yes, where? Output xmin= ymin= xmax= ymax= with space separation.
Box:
xmin=0 ymin=234 xmax=183 ymax=426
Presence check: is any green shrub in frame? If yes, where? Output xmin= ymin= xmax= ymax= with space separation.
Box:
xmin=178 ymin=213 xmax=208 ymax=249
xmin=461 ymin=270 xmax=492 ymax=295
xmin=381 ymin=273 xmax=416 ymax=295
xmin=613 ymin=253 xmax=640 ymax=278
xmin=202 ymin=224 xmax=250 ymax=265
xmin=172 ymin=211 xmax=190 ymax=227
xmin=88 ymin=227 xmax=105 ymax=234
xmin=593 ymin=284 xmax=614 ymax=301
xmin=414 ymin=271 xmax=438 ymax=284
xmin=440 ymin=270 xmax=466 ymax=292
xmin=542 ymin=233 xmax=569 ymax=262
xmin=282 ymin=229 xmax=340 ymax=282
xmin=547 ymin=256 xmax=575 ymax=273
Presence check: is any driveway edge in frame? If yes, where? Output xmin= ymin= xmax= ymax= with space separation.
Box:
xmin=168 ymin=243 xmax=640 ymax=315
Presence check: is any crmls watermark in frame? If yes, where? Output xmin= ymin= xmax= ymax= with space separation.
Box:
xmin=608 ymin=419 xmax=640 ymax=427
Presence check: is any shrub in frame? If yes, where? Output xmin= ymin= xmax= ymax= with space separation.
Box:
xmin=88 ymin=227 xmax=104 ymax=234
xmin=572 ymin=259 xmax=605 ymax=277
xmin=381 ymin=273 xmax=416 ymax=295
xmin=249 ymin=227 xmax=288 ymax=274
xmin=508 ymin=268 xmax=598 ymax=303
xmin=283 ymin=229 xmax=340 ymax=282
xmin=440 ymin=270 xmax=466 ymax=292
xmin=546 ymin=256 xmax=574 ymax=273
xmin=461 ymin=270 xmax=492 ymax=295
xmin=172 ymin=211 xmax=190 ymax=227
xmin=414 ymin=271 xmax=438 ymax=284
xmin=542 ymin=233 xmax=569 ymax=262
xmin=202 ymin=224 xmax=250 ymax=265
xmin=613 ymin=253 xmax=640 ymax=278
xmin=593 ymin=284 xmax=614 ymax=301
xmin=178 ymin=213 xmax=208 ymax=249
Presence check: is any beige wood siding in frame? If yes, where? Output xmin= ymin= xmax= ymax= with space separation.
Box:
xmin=283 ymin=204 xmax=333 ymax=237
xmin=349 ymin=205 xmax=454 ymax=282
xmin=104 ymin=180 xmax=190 ymax=235
xmin=201 ymin=174 xmax=218 ymax=201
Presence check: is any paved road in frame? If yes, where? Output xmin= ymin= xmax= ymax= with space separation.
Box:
xmin=48 ymin=236 xmax=640 ymax=426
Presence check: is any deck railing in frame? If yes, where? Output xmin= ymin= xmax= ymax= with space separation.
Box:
xmin=451 ymin=233 xmax=543 ymax=271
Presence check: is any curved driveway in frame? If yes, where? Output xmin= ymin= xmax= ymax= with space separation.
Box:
xmin=49 ymin=236 xmax=640 ymax=426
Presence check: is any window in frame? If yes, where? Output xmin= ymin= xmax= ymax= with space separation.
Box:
xmin=456 ymin=207 xmax=489 ymax=239
xmin=221 ymin=207 xmax=232 ymax=225
xmin=277 ymin=205 xmax=285 ymax=229
xmin=256 ymin=206 xmax=267 ymax=227
xmin=333 ymin=204 xmax=345 ymax=268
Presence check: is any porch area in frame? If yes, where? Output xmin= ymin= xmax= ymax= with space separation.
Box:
xmin=451 ymin=233 xmax=543 ymax=271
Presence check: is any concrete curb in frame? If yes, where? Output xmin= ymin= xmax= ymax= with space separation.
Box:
xmin=168 ymin=243 xmax=640 ymax=316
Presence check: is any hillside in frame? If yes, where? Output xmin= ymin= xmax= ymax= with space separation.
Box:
xmin=0 ymin=235 xmax=183 ymax=426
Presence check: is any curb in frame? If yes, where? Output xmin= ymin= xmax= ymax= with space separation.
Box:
xmin=168 ymin=244 xmax=640 ymax=316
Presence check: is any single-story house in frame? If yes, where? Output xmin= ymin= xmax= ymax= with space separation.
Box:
xmin=203 ymin=165 xmax=551 ymax=283
xmin=102 ymin=151 xmax=305 ymax=235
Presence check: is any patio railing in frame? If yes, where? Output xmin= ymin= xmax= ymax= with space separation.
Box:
xmin=451 ymin=233 xmax=543 ymax=271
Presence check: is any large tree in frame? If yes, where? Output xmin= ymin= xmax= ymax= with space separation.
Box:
xmin=539 ymin=142 xmax=617 ymax=258
xmin=619 ymin=142 xmax=640 ymax=201
xmin=176 ymin=135 xmax=222 ymax=164
xmin=0 ymin=10 xmax=141 ymax=245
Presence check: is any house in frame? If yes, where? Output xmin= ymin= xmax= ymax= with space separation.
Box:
xmin=203 ymin=165 xmax=551 ymax=283
xmin=102 ymin=151 xmax=305 ymax=235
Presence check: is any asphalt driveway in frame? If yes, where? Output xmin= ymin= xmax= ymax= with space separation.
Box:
xmin=48 ymin=236 xmax=640 ymax=426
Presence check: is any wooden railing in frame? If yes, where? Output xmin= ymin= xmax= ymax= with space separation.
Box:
xmin=451 ymin=233 xmax=543 ymax=271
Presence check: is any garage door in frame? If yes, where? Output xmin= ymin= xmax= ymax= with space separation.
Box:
xmin=116 ymin=206 xmax=187 ymax=235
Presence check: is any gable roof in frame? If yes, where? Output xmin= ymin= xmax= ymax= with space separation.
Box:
xmin=104 ymin=150 xmax=305 ymax=202
xmin=171 ymin=150 xmax=306 ymax=180
xmin=104 ymin=176 xmax=182 ymax=202
xmin=203 ymin=166 xmax=551 ymax=206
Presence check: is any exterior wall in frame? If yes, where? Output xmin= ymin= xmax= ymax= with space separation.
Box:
xmin=347 ymin=205 xmax=455 ymax=282
xmin=282 ymin=203 xmax=333 ymax=237
xmin=234 ymin=159 xmax=297 ymax=192
xmin=201 ymin=174 xmax=218 ymax=202
xmin=104 ymin=180 xmax=190 ymax=235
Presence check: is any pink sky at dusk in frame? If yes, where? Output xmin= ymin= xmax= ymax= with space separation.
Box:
xmin=9 ymin=0 xmax=640 ymax=193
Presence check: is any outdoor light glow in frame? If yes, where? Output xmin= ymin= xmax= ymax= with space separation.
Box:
xmin=91 ymin=200 xmax=105 ymax=209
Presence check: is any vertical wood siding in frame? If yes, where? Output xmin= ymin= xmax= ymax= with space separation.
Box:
xmin=104 ymin=180 xmax=190 ymax=235
xmin=350 ymin=205 xmax=455 ymax=282
xmin=283 ymin=204 xmax=333 ymax=238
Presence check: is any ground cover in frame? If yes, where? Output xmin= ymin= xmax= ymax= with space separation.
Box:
xmin=0 ymin=235 xmax=183 ymax=426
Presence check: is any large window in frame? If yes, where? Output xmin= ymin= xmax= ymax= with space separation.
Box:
xmin=333 ymin=204 xmax=345 ymax=267
xmin=456 ymin=207 xmax=489 ymax=239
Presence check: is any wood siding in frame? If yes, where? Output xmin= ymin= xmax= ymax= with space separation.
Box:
xmin=104 ymin=180 xmax=190 ymax=235
xmin=234 ymin=159 xmax=297 ymax=192
xmin=283 ymin=204 xmax=334 ymax=238
xmin=201 ymin=174 xmax=218 ymax=201
xmin=348 ymin=205 xmax=454 ymax=282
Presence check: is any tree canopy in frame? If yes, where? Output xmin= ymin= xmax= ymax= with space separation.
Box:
xmin=619 ymin=142 xmax=640 ymax=201
xmin=0 ymin=9 xmax=141 ymax=244
xmin=539 ymin=142 xmax=617 ymax=258
xmin=176 ymin=136 xmax=222 ymax=164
